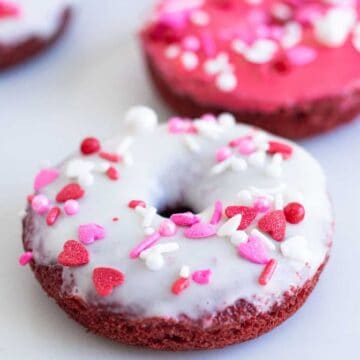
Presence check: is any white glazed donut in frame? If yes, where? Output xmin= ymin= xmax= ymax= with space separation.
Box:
xmin=21 ymin=107 xmax=333 ymax=350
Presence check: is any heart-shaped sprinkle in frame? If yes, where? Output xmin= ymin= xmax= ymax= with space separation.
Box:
xmin=58 ymin=240 xmax=89 ymax=267
xmin=237 ymin=236 xmax=270 ymax=264
xmin=210 ymin=200 xmax=223 ymax=225
xmin=171 ymin=277 xmax=190 ymax=295
xmin=128 ymin=200 xmax=146 ymax=209
xmin=56 ymin=183 xmax=85 ymax=203
xmin=192 ymin=269 xmax=212 ymax=285
xmin=267 ymin=141 xmax=293 ymax=159
xmin=217 ymin=214 xmax=242 ymax=237
xmin=93 ymin=267 xmax=125 ymax=297
xmin=46 ymin=207 xmax=61 ymax=226
xmin=258 ymin=210 xmax=286 ymax=241
xmin=170 ymin=212 xmax=200 ymax=226
xmin=225 ymin=206 xmax=257 ymax=230
xmin=78 ymin=223 xmax=106 ymax=244
xmin=184 ymin=222 xmax=216 ymax=239
xmin=33 ymin=168 xmax=60 ymax=191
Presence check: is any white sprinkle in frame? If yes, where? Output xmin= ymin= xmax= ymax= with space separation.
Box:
xmin=211 ymin=157 xmax=232 ymax=175
xmin=144 ymin=227 xmax=156 ymax=236
xmin=271 ymin=2 xmax=292 ymax=21
xmin=116 ymin=136 xmax=134 ymax=155
xmin=231 ymin=39 xmax=247 ymax=54
xmin=165 ymin=45 xmax=180 ymax=59
xmin=94 ymin=161 xmax=111 ymax=173
xmin=218 ymin=113 xmax=236 ymax=128
xmin=248 ymin=151 xmax=266 ymax=168
xmin=143 ymin=206 xmax=157 ymax=228
xmin=230 ymin=231 xmax=248 ymax=246
xmin=237 ymin=189 xmax=253 ymax=206
xmin=243 ymin=39 xmax=278 ymax=64
xmin=216 ymin=72 xmax=237 ymax=92
xmin=135 ymin=205 xmax=147 ymax=216
xmin=217 ymin=214 xmax=243 ymax=237
xmin=231 ymin=157 xmax=248 ymax=172
xmin=281 ymin=21 xmax=303 ymax=49
xmin=184 ymin=135 xmax=201 ymax=153
xmin=66 ymin=159 xmax=94 ymax=179
xmin=251 ymin=229 xmax=276 ymax=251
xmin=181 ymin=51 xmax=199 ymax=70
xmin=194 ymin=119 xmax=223 ymax=139
xmin=145 ymin=253 xmax=165 ymax=271
xmin=124 ymin=106 xmax=158 ymax=134
xmin=180 ymin=265 xmax=191 ymax=278
xmin=280 ymin=236 xmax=310 ymax=262
xmin=190 ymin=9 xmax=210 ymax=26
xmin=253 ymin=132 xmax=268 ymax=146
xmin=140 ymin=242 xmax=179 ymax=259
xmin=78 ymin=173 xmax=94 ymax=187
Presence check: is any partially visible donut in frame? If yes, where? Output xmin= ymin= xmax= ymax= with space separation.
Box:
xmin=20 ymin=107 xmax=333 ymax=350
xmin=140 ymin=0 xmax=360 ymax=138
xmin=0 ymin=1 xmax=72 ymax=71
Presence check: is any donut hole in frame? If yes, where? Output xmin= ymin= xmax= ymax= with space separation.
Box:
xmin=158 ymin=202 xmax=196 ymax=218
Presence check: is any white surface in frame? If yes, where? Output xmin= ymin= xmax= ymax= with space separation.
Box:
xmin=0 ymin=1 xmax=359 ymax=359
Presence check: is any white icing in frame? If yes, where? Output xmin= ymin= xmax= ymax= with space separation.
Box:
xmin=0 ymin=0 xmax=70 ymax=44
xmin=28 ymin=109 xmax=332 ymax=321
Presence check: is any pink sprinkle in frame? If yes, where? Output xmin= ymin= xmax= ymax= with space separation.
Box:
xmin=78 ymin=223 xmax=106 ymax=244
xmin=31 ymin=194 xmax=50 ymax=214
xmin=128 ymin=200 xmax=146 ymax=209
xmin=19 ymin=251 xmax=33 ymax=266
xmin=184 ymin=222 xmax=216 ymax=239
xmin=170 ymin=212 xmax=200 ymax=226
xmin=287 ymin=46 xmax=317 ymax=66
xmin=210 ymin=200 xmax=223 ymax=225
xmin=295 ymin=4 xmax=323 ymax=25
xmin=201 ymin=113 xmax=217 ymax=122
xmin=192 ymin=269 xmax=212 ymax=284
xmin=158 ymin=11 xmax=187 ymax=30
xmin=159 ymin=219 xmax=177 ymax=237
xmin=259 ymin=259 xmax=277 ymax=286
xmin=200 ymin=31 xmax=217 ymax=57
xmin=168 ymin=117 xmax=196 ymax=134
xmin=182 ymin=35 xmax=200 ymax=51
xmin=216 ymin=146 xmax=232 ymax=163
xmin=232 ymin=136 xmax=256 ymax=155
xmin=33 ymin=168 xmax=59 ymax=191
xmin=129 ymin=232 xmax=161 ymax=259
xmin=253 ymin=196 xmax=271 ymax=213
xmin=64 ymin=200 xmax=79 ymax=216
xmin=237 ymin=236 xmax=270 ymax=265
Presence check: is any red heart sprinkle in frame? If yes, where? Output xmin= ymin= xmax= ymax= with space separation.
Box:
xmin=56 ymin=183 xmax=85 ymax=203
xmin=267 ymin=141 xmax=293 ymax=159
xmin=284 ymin=202 xmax=305 ymax=224
xmin=46 ymin=207 xmax=61 ymax=226
xmin=171 ymin=277 xmax=190 ymax=295
xmin=258 ymin=210 xmax=286 ymax=241
xmin=58 ymin=240 xmax=89 ymax=267
xmin=106 ymin=166 xmax=119 ymax=181
xmin=93 ymin=267 xmax=125 ymax=297
xmin=80 ymin=137 xmax=101 ymax=155
xmin=128 ymin=200 xmax=146 ymax=209
xmin=225 ymin=206 xmax=257 ymax=230
xmin=99 ymin=152 xmax=121 ymax=163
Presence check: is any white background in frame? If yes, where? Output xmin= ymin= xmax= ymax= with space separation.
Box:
xmin=0 ymin=1 xmax=359 ymax=359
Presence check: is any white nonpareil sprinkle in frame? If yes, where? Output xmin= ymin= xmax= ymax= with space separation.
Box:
xmin=231 ymin=38 xmax=247 ymax=55
xmin=190 ymin=9 xmax=210 ymax=26
xmin=217 ymin=214 xmax=243 ymax=237
xmin=204 ymin=53 xmax=232 ymax=75
xmin=248 ymin=151 xmax=266 ymax=168
xmin=211 ymin=157 xmax=232 ymax=175
xmin=281 ymin=21 xmax=303 ymax=49
xmin=181 ymin=51 xmax=199 ymax=70
xmin=145 ymin=253 xmax=165 ymax=271
xmin=180 ymin=265 xmax=191 ymax=278
xmin=142 ymin=206 xmax=157 ymax=228
xmin=251 ymin=229 xmax=276 ymax=251
xmin=280 ymin=235 xmax=310 ymax=262
xmin=271 ymin=2 xmax=293 ymax=21
xmin=243 ymin=39 xmax=278 ymax=64
xmin=184 ymin=135 xmax=201 ymax=153
xmin=78 ymin=173 xmax=94 ymax=187
xmin=124 ymin=106 xmax=158 ymax=134
xmin=165 ymin=44 xmax=180 ymax=59
xmin=216 ymin=72 xmax=238 ymax=92
xmin=230 ymin=231 xmax=248 ymax=246
xmin=231 ymin=157 xmax=248 ymax=172
xmin=217 ymin=113 xmax=236 ymax=128
xmin=194 ymin=119 xmax=223 ymax=139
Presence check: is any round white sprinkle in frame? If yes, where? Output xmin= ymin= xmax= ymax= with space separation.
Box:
xmin=181 ymin=51 xmax=199 ymax=70
xmin=281 ymin=21 xmax=303 ymax=49
xmin=218 ymin=113 xmax=236 ymax=128
xmin=271 ymin=2 xmax=292 ymax=21
xmin=231 ymin=39 xmax=247 ymax=54
xmin=216 ymin=72 xmax=237 ymax=92
xmin=244 ymin=39 xmax=278 ymax=64
xmin=180 ymin=265 xmax=191 ymax=278
xmin=78 ymin=173 xmax=94 ymax=187
xmin=165 ymin=45 xmax=181 ymax=59
xmin=124 ymin=106 xmax=158 ymax=133
xmin=145 ymin=253 xmax=165 ymax=271
xmin=190 ymin=10 xmax=210 ymax=26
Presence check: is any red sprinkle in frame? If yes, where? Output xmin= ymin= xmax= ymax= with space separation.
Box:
xmin=80 ymin=137 xmax=101 ymax=155
xmin=258 ymin=259 xmax=278 ymax=286
xmin=57 ymin=240 xmax=89 ymax=267
xmin=93 ymin=267 xmax=125 ymax=297
xmin=225 ymin=206 xmax=257 ymax=230
xmin=46 ymin=207 xmax=61 ymax=226
xmin=258 ymin=210 xmax=286 ymax=242
xmin=171 ymin=277 xmax=190 ymax=295
xmin=267 ymin=141 xmax=293 ymax=159
xmin=112 ymin=217 xmax=119 ymax=222
xmin=56 ymin=183 xmax=85 ymax=203
xmin=106 ymin=166 xmax=119 ymax=181
xmin=128 ymin=200 xmax=146 ymax=209
xmin=284 ymin=202 xmax=305 ymax=224
xmin=99 ymin=152 xmax=121 ymax=163
xmin=27 ymin=194 xmax=34 ymax=204
xmin=0 ymin=1 xmax=20 ymax=18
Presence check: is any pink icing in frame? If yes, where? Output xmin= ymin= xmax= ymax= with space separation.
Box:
xmin=142 ymin=0 xmax=360 ymax=111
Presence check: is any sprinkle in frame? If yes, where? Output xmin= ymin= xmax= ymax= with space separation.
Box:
xmin=184 ymin=222 xmax=217 ymax=239
xmin=230 ymin=231 xmax=248 ymax=246
xmin=280 ymin=236 xmax=310 ymax=262
xmin=19 ymin=251 xmax=33 ymax=266
xmin=143 ymin=206 xmax=157 ymax=228
xmin=158 ymin=219 xmax=177 ymax=237
xmin=124 ymin=106 xmax=158 ymax=133
xmin=93 ymin=267 xmax=124 ymax=297
xmin=247 ymin=151 xmax=266 ymax=168
xmin=211 ymin=157 xmax=232 ymax=175
xmin=168 ymin=117 xmax=195 ymax=134
xmin=271 ymin=3 xmax=292 ymax=21
xmin=216 ymin=72 xmax=237 ymax=92
xmin=217 ymin=214 xmax=242 ymax=237
xmin=253 ymin=196 xmax=271 ymax=213
xmin=94 ymin=161 xmax=111 ymax=173
xmin=287 ymin=46 xmax=317 ymax=66
xmin=78 ymin=223 xmax=106 ymax=245
xmin=33 ymin=168 xmax=59 ymax=191
xmin=243 ymin=39 xmax=278 ymax=64
xmin=181 ymin=51 xmax=199 ymax=70
xmin=106 ymin=166 xmax=119 ymax=181
xmin=225 ymin=206 xmax=257 ymax=230
xmin=231 ymin=157 xmax=248 ymax=172
xmin=129 ymin=232 xmax=161 ymax=259
xmin=165 ymin=44 xmax=180 ymax=59
xmin=283 ymin=202 xmax=305 ymax=224
xmin=258 ymin=259 xmax=278 ymax=286
xmin=0 ymin=1 xmax=21 ymax=18
xmin=145 ymin=252 xmax=165 ymax=271
xmin=210 ymin=200 xmax=223 ymax=225
xmin=231 ymin=38 xmax=247 ymax=54
xmin=237 ymin=236 xmax=270 ymax=265
xmin=144 ymin=227 xmax=156 ymax=236
xmin=251 ymin=229 xmax=276 ymax=251
xmin=140 ymin=242 xmax=179 ymax=259
xmin=192 ymin=269 xmax=212 ymax=284
xmin=281 ymin=21 xmax=302 ymax=48
xmin=170 ymin=212 xmax=200 ymax=226
xmin=112 ymin=217 xmax=119 ymax=222
xmin=182 ymin=35 xmax=200 ymax=51
xmin=171 ymin=277 xmax=190 ymax=295
xmin=190 ymin=9 xmax=210 ymax=26
xmin=184 ymin=135 xmax=201 ymax=153
xmin=78 ymin=173 xmax=94 ymax=187
xmin=218 ymin=113 xmax=236 ymax=128
xmin=236 ymin=137 xmax=256 ymax=155
xmin=216 ymin=146 xmax=232 ymax=163
xmin=46 ymin=207 xmax=61 ymax=226
xmin=258 ymin=210 xmax=286 ymax=242
xmin=64 ymin=200 xmax=79 ymax=216
xmin=31 ymin=194 xmax=50 ymax=214
xmin=194 ymin=119 xmax=223 ymax=139
xmin=80 ymin=137 xmax=101 ymax=155
xmin=180 ymin=265 xmax=190 ymax=278
xmin=267 ymin=141 xmax=293 ymax=159
xmin=56 ymin=183 xmax=85 ymax=203
xmin=99 ymin=152 xmax=121 ymax=163
xmin=66 ymin=159 xmax=94 ymax=178
xmin=58 ymin=240 xmax=89 ymax=267
xmin=128 ymin=200 xmax=146 ymax=209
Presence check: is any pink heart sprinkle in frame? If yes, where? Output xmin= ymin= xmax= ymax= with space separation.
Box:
xmin=287 ymin=46 xmax=317 ymax=66
xmin=237 ymin=236 xmax=270 ymax=265
xmin=184 ymin=222 xmax=216 ymax=239
xmin=34 ymin=168 xmax=60 ymax=191
xmin=170 ymin=212 xmax=200 ymax=226
xmin=192 ymin=269 xmax=212 ymax=284
xmin=210 ymin=200 xmax=223 ymax=225
xmin=78 ymin=223 xmax=106 ymax=245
